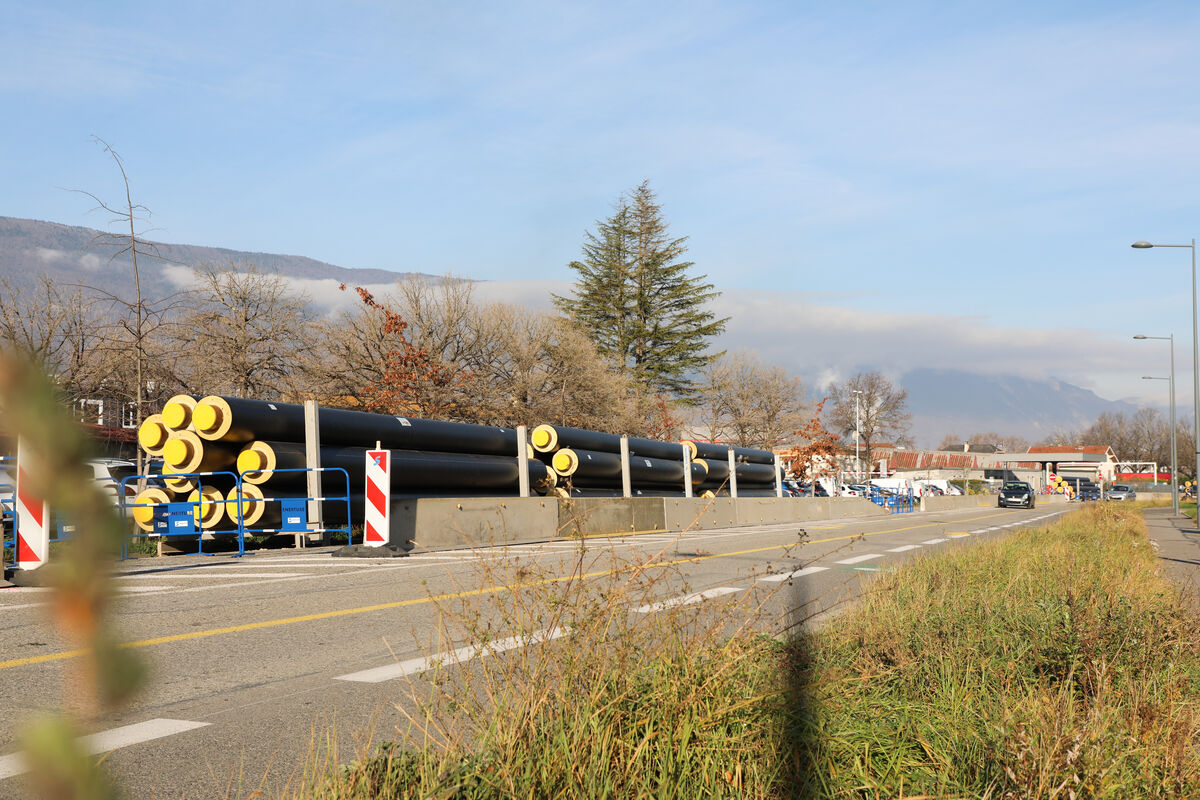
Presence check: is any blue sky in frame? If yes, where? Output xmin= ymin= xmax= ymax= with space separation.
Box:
xmin=3 ymin=0 xmax=1199 ymax=409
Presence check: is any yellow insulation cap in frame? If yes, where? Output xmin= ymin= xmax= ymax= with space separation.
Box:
xmin=163 ymin=437 xmax=195 ymax=468
xmin=192 ymin=403 xmax=220 ymax=434
xmin=138 ymin=416 xmax=168 ymax=450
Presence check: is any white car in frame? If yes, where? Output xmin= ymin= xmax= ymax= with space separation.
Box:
xmin=87 ymin=459 xmax=145 ymax=507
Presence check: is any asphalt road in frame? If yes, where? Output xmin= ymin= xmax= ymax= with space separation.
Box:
xmin=0 ymin=502 xmax=1067 ymax=799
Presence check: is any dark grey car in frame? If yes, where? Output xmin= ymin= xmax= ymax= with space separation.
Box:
xmin=997 ymin=480 xmax=1035 ymax=509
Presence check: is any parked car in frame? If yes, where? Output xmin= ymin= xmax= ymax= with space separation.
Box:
xmin=86 ymin=458 xmax=165 ymax=507
xmin=1106 ymin=483 xmax=1137 ymax=501
xmin=997 ymin=481 xmax=1036 ymax=509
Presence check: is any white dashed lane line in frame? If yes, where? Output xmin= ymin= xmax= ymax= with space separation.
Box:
xmin=758 ymin=565 xmax=829 ymax=583
xmin=113 ymin=572 xmax=308 ymax=580
xmin=922 ymin=538 xmax=948 ymax=544
xmin=634 ymin=587 xmax=742 ymax=613
xmin=886 ymin=545 xmax=921 ymax=553
xmin=0 ymin=719 xmax=210 ymax=780
xmin=335 ymin=627 xmax=569 ymax=683
xmin=835 ymin=553 xmax=882 ymax=565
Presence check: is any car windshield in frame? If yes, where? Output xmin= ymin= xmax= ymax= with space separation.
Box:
xmin=1003 ymin=482 xmax=1028 ymax=491
xmin=1112 ymin=485 xmax=1129 ymax=491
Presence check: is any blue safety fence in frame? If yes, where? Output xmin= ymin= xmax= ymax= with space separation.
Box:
xmin=115 ymin=467 xmax=354 ymax=559
xmin=1 ymin=455 xmax=14 ymax=570
xmin=869 ymin=487 xmax=916 ymax=513
xmin=118 ymin=470 xmax=246 ymax=558
xmin=237 ymin=467 xmax=353 ymax=544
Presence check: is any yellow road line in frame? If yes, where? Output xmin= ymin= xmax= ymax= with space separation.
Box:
xmin=0 ymin=508 xmax=1023 ymax=672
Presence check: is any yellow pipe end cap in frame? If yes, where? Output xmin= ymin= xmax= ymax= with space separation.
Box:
xmin=162 ymin=402 xmax=189 ymax=429
xmin=132 ymin=504 xmax=155 ymax=524
xmin=552 ymin=450 xmax=578 ymax=474
xmin=138 ymin=421 xmax=167 ymax=449
xmin=531 ymin=427 xmax=552 ymax=449
xmin=163 ymin=438 xmax=194 ymax=467
xmin=237 ymin=450 xmax=266 ymax=474
xmin=192 ymin=403 xmax=220 ymax=433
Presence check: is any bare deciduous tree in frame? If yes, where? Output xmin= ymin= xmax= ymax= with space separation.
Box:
xmin=692 ymin=351 xmax=808 ymax=449
xmin=826 ymin=371 xmax=912 ymax=460
xmin=171 ymin=263 xmax=313 ymax=399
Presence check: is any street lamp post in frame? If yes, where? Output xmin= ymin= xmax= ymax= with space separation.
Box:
xmin=1133 ymin=240 xmax=1197 ymax=513
xmin=1136 ymin=335 xmax=1178 ymax=515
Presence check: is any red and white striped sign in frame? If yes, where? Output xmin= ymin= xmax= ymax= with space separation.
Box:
xmin=15 ymin=439 xmax=49 ymax=570
xmin=363 ymin=449 xmax=390 ymax=546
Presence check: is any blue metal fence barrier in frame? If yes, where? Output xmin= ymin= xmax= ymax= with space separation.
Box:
xmin=118 ymin=470 xmax=246 ymax=559
xmin=236 ymin=467 xmax=353 ymax=545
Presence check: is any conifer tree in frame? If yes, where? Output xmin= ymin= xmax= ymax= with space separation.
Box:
xmin=554 ymin=181 xmax=727 ymax=401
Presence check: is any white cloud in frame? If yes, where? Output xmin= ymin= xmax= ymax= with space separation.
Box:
xmin=432 ymin=279 xmax=1160 ymax=404
xmin=35 ymin=247 xmax=68 ymax=264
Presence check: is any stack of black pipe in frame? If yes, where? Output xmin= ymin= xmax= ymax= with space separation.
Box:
xmin=531 ymin=424 xmax=779 ymax=497
xmin=142 ymin=395 xmax=556 ymax=531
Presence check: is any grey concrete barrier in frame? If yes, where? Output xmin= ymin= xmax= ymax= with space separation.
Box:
xmin=387 ymin=495 xmax=892 ymax=551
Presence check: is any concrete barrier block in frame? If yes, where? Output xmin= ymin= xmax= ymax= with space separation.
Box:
xmin=392 ymin=497 xmax=558 ymax=550
xmin=663 ymin=498 xmax=739 ymax=531
xmin=556 ymin=497 xmax=667 ymax=537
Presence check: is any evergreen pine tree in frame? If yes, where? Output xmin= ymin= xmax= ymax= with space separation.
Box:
xmin=554 ymin=181 xmax=727 ymax=401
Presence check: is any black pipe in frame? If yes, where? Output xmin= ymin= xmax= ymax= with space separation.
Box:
xmin=531 ymin=424 xmax=687 ymax=461
xmin=555 ymin=487 xmax=684 ymax=498
xmin=684 ymin=440 xmax=776 ymax=465
xmin=238 ymin=441 xmax=556 ymax=494
xmin=193 ymin=396 xmax=523 ymax=456
xmin=551 ymin=448 xmax=706 ymax=486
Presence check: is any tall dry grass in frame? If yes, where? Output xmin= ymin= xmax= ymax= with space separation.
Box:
xmin=290 ymin=504 xmax=1200 ymax=799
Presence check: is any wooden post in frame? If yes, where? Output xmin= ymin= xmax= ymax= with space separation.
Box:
xmin=728 ymin=448 xmax=738 ymax=498
xmin=304 ymin=400 xmax=324 ymax=547
xmin=517 ymin=424 xmax=530 ymax=497
xmin=682 ymin=443 xmax=693 ymax=498
xmin=620 ymin=435 xmax=632 ymax=498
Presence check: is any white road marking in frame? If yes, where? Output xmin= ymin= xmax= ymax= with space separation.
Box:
xmin=886 ymin=545 xmax=921 ymax=552
xmin=113 ymin=572 xmax=307 ymax=580
xmin=922 ymin=538 xmax=948 ymax=544
xmin=634 ymin=587 xmax=742 ymax=613
xmin=335 ymin=627 xmax=569 ymax=683
xmin=116 ymin=585 xmax=180 ymax=593
xmin=0 ymin=718 xmax=210 ymax=780
xmin=947 ymin=533 xmax=971 ymax=538
xmin=759 ymin=565 xmax=829 ymax=583
xmin=835 ymin=554 xmax=881 ymax=565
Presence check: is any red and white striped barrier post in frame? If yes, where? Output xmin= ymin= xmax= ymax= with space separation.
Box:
xmin=363 ymin=448 xmax=390 ymax=547
xmin=15 ymin=438 xmax=49 ymax=571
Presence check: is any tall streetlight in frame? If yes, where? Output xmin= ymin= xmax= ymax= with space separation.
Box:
xmin=1136 ymin=334 xmax=1178 ymax=515
xmin=851 ymin=389 xmax=864 ymax=481
xmin=1132 ymin=239 xmax=1197 ymax=508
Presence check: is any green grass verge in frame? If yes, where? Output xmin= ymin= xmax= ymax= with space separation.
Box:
xmin=299 ymin=505 xmax=1200 ymax=799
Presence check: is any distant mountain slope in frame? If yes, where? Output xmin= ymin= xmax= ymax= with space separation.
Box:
xmin=900 ymin=368 xmax=1139 ymax=448
xmin=0 ymin=215 xmax=422 ymax=299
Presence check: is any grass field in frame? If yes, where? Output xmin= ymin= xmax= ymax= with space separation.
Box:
xmin=293 ymin=504 xmax=1200 ymax=799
